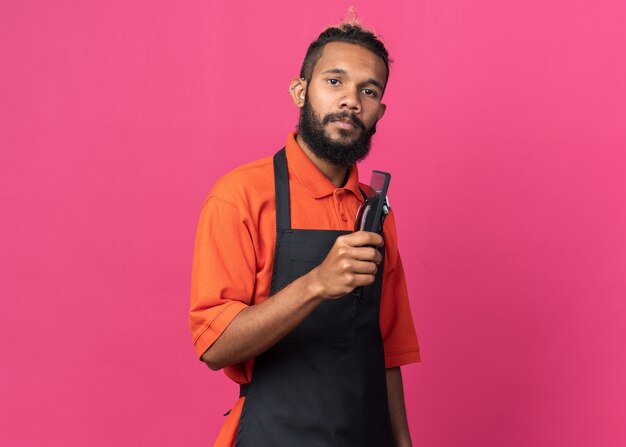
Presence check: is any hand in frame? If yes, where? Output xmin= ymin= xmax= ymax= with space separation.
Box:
xmin=307 ymin=231 xmax=384 ymax=299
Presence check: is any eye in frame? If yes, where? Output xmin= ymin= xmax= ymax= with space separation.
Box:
xmin=362 ymin=88 xmax=377 ymax=97
xmin=327 ymin=78 xmax=340 ymax=86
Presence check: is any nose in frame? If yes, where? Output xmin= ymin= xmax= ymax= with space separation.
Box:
xmin=339 ymin=88 xmax=361 ymax=112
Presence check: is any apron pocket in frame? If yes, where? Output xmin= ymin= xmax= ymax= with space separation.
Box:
xmin=286 ymin=259 xmax=357 ymax=343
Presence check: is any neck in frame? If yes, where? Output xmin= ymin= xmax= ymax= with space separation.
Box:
xmin=296 ymin=134 xmax=348 ymax=187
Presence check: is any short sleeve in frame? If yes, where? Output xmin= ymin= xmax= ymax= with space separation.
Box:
xmin=189 ymin=195 xmax=256 ymax=362
xmin=379 ymin=210 xmax=421 ymax=369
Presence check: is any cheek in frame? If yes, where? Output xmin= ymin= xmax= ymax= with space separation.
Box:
xmin=307 ymin=86 xmax=338 ymax=111
xmin=308 ymin=97 xmax=333 ymax=117
xmin=361 ymin=113 xmax=377 ymax=128
xmin=365 ymin=105 xmax=384 ymax=125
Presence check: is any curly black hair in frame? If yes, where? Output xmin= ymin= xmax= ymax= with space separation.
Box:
xmin=299 ymin=23 xmax=391 ymax=88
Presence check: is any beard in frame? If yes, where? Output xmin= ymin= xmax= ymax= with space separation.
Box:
xmin=297 ymin=97 xmax=377 ymax=169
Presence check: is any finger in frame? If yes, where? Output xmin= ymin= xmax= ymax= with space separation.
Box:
xmin=348 ymin=260 xmax=378 ymax=275
xmin=352 ymin=273 xmax=377 ymax=287
xmin=349 ymin=247 xmax=383 ymax=264
xmin=345 ymin=231 xmax=384 ymax=247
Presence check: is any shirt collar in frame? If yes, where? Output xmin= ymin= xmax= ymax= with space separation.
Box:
xmin=285 ymin=132 xmax=364 ymax=201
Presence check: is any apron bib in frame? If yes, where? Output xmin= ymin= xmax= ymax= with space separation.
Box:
xmin=235 ymin=148 xmax=393 ymax=446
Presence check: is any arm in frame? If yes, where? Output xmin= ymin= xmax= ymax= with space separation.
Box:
xmin=386 ymin=367 xmax=412 ymax=447
xmin=202 ymin=231 xmax=384 ymax=370
xmin=201 ymin=272 xmax=321 ymax=370
xmin=378 ymin=210 xmax=420 ymax=444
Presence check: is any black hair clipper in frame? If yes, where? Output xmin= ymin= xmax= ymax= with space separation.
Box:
xmin=352 ymin=170 xmax=391 ymax=299
xmin=354 ymin=170 xmax=391 ymax=233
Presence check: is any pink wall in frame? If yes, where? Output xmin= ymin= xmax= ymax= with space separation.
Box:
xmin=2 ymin=1 xmax=625 ymax=446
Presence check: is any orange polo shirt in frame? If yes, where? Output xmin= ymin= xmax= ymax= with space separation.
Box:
xmin=190 ymin=132 xmax=420 ymax=446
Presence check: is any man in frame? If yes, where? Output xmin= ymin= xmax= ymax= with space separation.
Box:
xmin=190 ymin=22 xmax=420 ymax=446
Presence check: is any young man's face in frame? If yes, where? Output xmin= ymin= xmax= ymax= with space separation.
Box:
xmin=294 ymin=41 xmax=388 ymax=168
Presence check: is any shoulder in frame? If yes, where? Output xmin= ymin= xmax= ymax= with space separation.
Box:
xmin=382 ymin=206 xmax=401 ymax=255
xmin=357 ymin=182 xmax=375 ymax=199
xmin=208 ymin=155 xmax=275 ymax=207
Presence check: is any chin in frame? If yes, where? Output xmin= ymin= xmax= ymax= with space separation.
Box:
xmin=329 ymin=129 xmax=360 ymax=142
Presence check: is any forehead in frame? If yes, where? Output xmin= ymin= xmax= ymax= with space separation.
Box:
xmin=312 ymin=42 xmax=387 ymax=85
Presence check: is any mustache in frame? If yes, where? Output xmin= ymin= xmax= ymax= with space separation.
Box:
xmin=322 ymin=112 xmax=366 ymax=131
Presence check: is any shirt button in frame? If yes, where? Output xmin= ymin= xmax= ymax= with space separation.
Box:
xmin=341 ymin=214 xmax=348 ymax=222
xmin=337 ymin=194 xmax=343 ymax=202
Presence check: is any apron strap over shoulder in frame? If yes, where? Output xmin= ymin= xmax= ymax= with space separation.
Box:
xmin=273 ymin=148 xmax=291 ymax=231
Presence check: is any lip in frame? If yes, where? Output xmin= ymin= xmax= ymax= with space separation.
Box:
xmin=331 ymin=119 xmax=356 ymax=129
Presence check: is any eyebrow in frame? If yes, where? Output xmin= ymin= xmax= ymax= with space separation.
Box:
xmin=320 ymin=68 xmax=385 ymax=91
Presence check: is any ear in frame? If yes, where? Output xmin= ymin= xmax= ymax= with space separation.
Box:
xmin=377 ymin=103 xmax=387 ymax=121
xmin=289 ymin=77 xmax=307 ymax=108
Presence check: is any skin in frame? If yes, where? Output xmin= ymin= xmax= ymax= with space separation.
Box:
xmin=289 ymin=42 xmax=387 ymax=187
xmin=202 ymin=41 xmax=411 ymax=446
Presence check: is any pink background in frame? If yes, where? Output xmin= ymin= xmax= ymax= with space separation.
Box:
xmin=2 ymin=1 xmax=625 ymax=446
